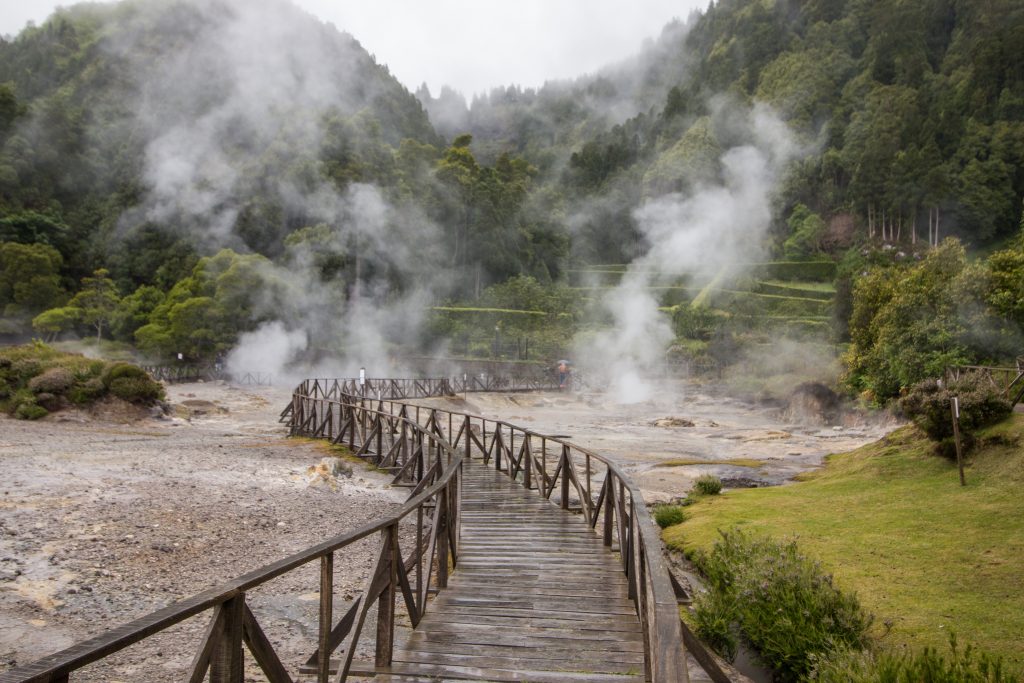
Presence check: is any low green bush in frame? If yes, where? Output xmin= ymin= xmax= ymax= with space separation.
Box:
xmin=692 ymin=528 xmax=872 ymax=681
xmin=899 ymin=376 xmax=1012 ymax=457
xmin=14 ymin=400 xmax=48 ymax=420
xmin=809 ymin=636 xmax=1020 ymax=682
xmin=68 ymin=377 xmax=105 ymax=405
xmin=109 ymin=376 xmax=164 ymax=403
xmin=694 ymin=474 xmax=723 ymax=496
xmin=673 ymin=305 xmax=719 ymax=340
xmin=35 ymin=392 xmax=61 ymax=411
xmin=100 ymin=361 xmax=149 ymax=388
xmin=0 ymin=343 xmax=163 ymax=415
xmin=653 ymin=505 xmax=687 ymax=529
xmin=28 ymin=367 xmax=74 ymax=394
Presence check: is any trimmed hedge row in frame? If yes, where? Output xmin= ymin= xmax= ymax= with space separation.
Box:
xmin=750 ymin=261 xmax=838 ymax=281
xmin=754 ymin=280 xmax=835 ymax=301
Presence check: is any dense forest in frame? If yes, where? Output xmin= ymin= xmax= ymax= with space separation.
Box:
xmin=1 ymin=0 xmax=1022 ymax=402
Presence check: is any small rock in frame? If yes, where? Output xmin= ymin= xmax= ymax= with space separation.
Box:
xmin=650 ymin=417 xmax=695 ymax=428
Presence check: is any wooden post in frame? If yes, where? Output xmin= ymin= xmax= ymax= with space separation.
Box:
xmin=437 ymin=490 xmax=450 ymax=589
xmin=952 ymin=397 xmax=966 ymax=486
xmin=210 ymin=594 xmax=245 ymax=683
xmin=375 ymin=527 xmax=398 ymax=668
xmin=318 ymin=553 xmax=333 ymax=683
xmin=560 ymin=447 xmax=570 ymax=510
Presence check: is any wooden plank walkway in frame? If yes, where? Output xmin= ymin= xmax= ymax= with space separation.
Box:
xmin=376 ymin=458 xmax=647 ymax=682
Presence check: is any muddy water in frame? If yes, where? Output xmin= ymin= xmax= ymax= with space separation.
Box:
xmin=418 ymin=379 xmax=897 ymax=501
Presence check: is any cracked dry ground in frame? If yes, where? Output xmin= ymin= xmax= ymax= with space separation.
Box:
xmin=0 ymin=382 xmax=406 ymax=682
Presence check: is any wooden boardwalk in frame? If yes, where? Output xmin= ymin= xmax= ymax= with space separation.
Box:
xmin=377 ymin=458 xmax=647 ymax=682
xmin=0 ymin=378 xmax=691 ymax=683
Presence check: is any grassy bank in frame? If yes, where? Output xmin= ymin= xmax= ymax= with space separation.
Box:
xmin=664 ymin=415 xmax=1024 ymax=667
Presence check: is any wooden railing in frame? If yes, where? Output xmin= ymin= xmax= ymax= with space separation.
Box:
xmin=288 ymin=378 xmax=687 ymax=682
xmin=0 ymin=392 xmax=463 ymax=683
xmin=293 ymin=375 xmax=560 ymax=402
xmin=2 ymin=375 xmax=685 ymax=683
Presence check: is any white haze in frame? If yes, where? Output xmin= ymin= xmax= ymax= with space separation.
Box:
xmin=0 ymin=1 xmax=705 ymax=96
xmin=576 ymin=104 xmax=805 ymax=402
xmin=106 ymin=0 xmax=451 ymax=380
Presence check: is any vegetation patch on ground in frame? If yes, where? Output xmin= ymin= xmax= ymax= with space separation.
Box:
xmin=663 ymin=416 xmax=1024 ymax=669
xmin=655 ymin=457 xmax=765 ymax=468
xmin=0 ymin=342 xmax=164 ymax=419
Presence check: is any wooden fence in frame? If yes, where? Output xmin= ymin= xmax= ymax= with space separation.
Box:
xmin=1 ymin=375 xmax=685 ymax=683
xmin=0 ymin=387 xmax=463 ymax=683
xmin=288 ymin=378 xmax=687 ymax=682
xmin=945 ymin=358 xmax=1024 ymax=406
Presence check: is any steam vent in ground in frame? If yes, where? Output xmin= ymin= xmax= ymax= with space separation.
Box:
xmin=1 ymin=0 xmax=1024 ymax=681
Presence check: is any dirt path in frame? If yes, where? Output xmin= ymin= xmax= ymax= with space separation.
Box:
xmin=0 ymin=381 xmax=405 ymax=681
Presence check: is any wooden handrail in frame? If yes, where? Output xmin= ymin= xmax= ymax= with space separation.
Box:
xmin=289 ymin=378 xmax=688 ymax=682
xmin=0 ymin=391 xmax=464 ymax=683
xmin=2 ymin=375 xmax=686 ymax=683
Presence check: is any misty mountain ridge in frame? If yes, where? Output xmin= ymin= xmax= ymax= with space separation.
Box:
xmin=0 ymin=0 xmax=439 ymax=266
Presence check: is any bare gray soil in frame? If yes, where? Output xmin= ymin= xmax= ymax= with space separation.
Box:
xmin=0 ymin=382 xmax=404 ymax=681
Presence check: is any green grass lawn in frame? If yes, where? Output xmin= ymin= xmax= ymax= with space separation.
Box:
xmin=664 ymin=415 xmax=1024 ymax=668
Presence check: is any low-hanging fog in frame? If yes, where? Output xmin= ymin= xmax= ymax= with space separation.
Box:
xmin=47 ymin=0 xmax=810 ymax=385
xmin=574 ymin=103 xmax=806 ymax=402
xmin=104 ymin=0 xmax=454 ymax=382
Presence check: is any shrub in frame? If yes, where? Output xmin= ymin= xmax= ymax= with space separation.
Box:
xmin=35 ymin=392 xmax=61 ymax=411
xmin=8 ymin=358 xmax=41 ymax=384
xmin=809 ymin=635 xmax=1020 ymax=683
xmin=694 ymin=474 xmax=723 ymax=496
xmin=68 ymin=377 xmax=106 ymax=405
xmin=900 ymin=375 xmax=1013 ymax=456
xmin=14 ymin=400 xmax=48 ymax=420
xmin=28 ymin=367 xmax=74 ymax=394
xmin=693 ymin=528 xmax=872 ymax=681
xmin=100 ymin=361 xmax=150 ymax=388
xmin=673 ymin=305 xmax=718 ymax=340
xmin=108 ymin=376 xmax=164 ymax=403
xmin=653 ymin=505 xmax=687 ymax=529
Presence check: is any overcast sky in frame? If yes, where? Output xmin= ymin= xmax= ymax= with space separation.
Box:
xmin=0 ymin=0 xmax=707 ymax=95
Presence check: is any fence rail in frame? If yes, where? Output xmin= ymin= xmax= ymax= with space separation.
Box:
xmin=289 ymin=378 xmax=687 ymax=682
xmin=946 ymin=359 xmax=1024 ymax=406
xmin=0 ymin=387 xmax=464 ymax=683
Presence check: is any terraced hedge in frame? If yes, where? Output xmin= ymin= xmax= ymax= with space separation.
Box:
xmin=749 ymin=261 xmax=837 ymax=281
xmin=753 ymin=281 xmax=835 ymax=301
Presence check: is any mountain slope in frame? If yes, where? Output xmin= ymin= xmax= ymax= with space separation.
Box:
xmin=0 ymin=0 xmax=439 ymax=277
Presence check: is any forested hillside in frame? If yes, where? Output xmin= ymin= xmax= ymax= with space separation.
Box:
xmin=1 ymin=0 xmax=1022 ymax=397
xmin=421 ymin=0 xmax=1024 ymax=264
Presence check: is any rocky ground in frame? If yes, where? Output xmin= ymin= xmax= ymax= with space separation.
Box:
xmin=417 ymin=379 xmax=898 ymax=502
xmin=0 ymin=381 xmax=405 ymax=682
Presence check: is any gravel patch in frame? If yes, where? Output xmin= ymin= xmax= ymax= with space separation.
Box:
xmin=0 ymin=381 xmax=406 ymax=681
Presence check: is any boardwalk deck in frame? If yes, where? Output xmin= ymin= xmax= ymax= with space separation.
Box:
xmin=377 ymin=459 xmax=647 ymax=682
